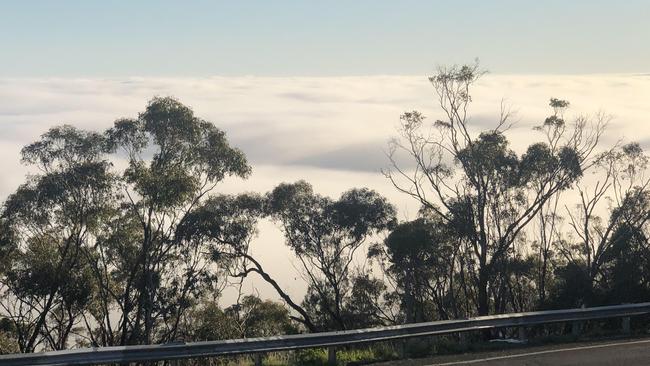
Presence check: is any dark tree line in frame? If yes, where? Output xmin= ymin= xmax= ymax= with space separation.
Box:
xmin=1 ymin=64 xmax=649 ymax=354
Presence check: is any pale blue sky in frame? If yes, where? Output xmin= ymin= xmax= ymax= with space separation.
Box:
xmin=1 ymin=0 xmax=649 ymax=76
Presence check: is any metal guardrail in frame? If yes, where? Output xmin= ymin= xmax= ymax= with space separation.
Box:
xmin=2 ymin=302 xmax=649 ymax=366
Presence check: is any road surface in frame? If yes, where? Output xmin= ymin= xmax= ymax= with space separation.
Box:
xmin=376 ymin=338 xmax=650 ymax=366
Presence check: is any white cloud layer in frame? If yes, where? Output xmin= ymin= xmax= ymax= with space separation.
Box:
xmin=0 ymin=74 xmax=648 ymax=304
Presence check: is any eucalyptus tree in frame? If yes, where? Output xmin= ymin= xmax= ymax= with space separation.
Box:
xmin=264 ymin=181 xmax=396 ymax=331
xmin=0 ymin=126 xmax=114 ymax=352
xmin=556 ymin=142 xmax=650 ymax=305
xmin=180 ymin=181 xmax=396 ymax=332
xmin=369 ymin=215 xmax=458 ymax=322
xmin=0 ymin=315 xmax=19 ymax=354
xmin=224 ymin=295 xmax=297 ymax=338
xmin=600 ymin=215 xmax=650 ymax=304
xmin=183 ymin=295 xmax=296 ymax=341
xmin=341 ymin=273 xmax=399 ymax=328
xmin=531 ymin=193 xmax=563 ymax=306
xmin=84 ymin=97 xmax=252 ymax=346
xmin=384 ymin=63 xmax=605 ymax=315
xmin=176 ymin=192 xmax=319 ymax=331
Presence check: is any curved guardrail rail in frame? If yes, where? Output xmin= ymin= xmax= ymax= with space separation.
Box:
xmin=2 ymin=302 xmax=649 ymax=366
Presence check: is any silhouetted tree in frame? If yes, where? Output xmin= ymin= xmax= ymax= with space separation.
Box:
xmin=225 ymin=295 xmax=298 ymax=337
xmin=370 ymin=215 xmax=457 ymax=322
xmin=385 ymin=62 xmax=605 ymax=315
xmin=602 ymin=223 xmax=650 ymax=304
xmin=558 ymin=143 xmax=650 ymax=305
xmin=342 ymin=273 xmax=400 ymax=328
xmin=264 ymin=181 xmax=396 ymax=330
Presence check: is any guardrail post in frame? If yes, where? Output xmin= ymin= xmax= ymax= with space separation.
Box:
xmin=458 ymin=331 xmax=468 ymax=350
xmin=397 ymin=339 xmax=406 ymax=359
xmin=518 ymin=326 xmax=527 ymax=340
xmin=328 ymin=346 xmax=337 ymax=366
xmin=622 ymin=316 xmax=631 ymax=335
xmin=254 ymin=353 xmax=263 ymax=366
xmin=571 ymin=321 xmax=582 ymax=337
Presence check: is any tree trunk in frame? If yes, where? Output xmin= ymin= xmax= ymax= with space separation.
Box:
xmin=477 ymin=272 xmax=489 ymax=316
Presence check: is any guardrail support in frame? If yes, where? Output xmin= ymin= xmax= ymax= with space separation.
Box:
xmin=397 ymin=339 xmax=406 ymax=358
xmin=458 ymin=331 xmax=467 ymax=349
xmin=571 ymin=321 xmax=582 ymax=337
xmin=518 ymin=326 xmax=527 ymax=340
xmin=328 ymin=346 xmax=337 ymax=366
xmin=622 ymin=316 xmax=631 ymax=334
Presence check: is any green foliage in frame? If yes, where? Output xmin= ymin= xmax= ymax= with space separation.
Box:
xmin=549 ymin=98 xmax=570 ymax=111
xmin=265 ymin=180 xmax=396 ymax=330
xmin=548 ymin=262 xmax=594 ymax=309
xmin=602 ymin=223 xmax=650 ymax=304
xmin=225 ymin=296 xmax=298 ymax=338
xmin=0 ymin=218 xmax=16 ymax=272
xmin=187 ymin=296 xmax=298 ymax=342
xmin=293 ymin=345 xmax=396 ymax=366
xmin=20 ymin=125 xmax=108 ymax=170
xmin=456 ymin=131 xmax=520 ymax=188
xmin=107 ymin=97 xmax=250 ymax=183
xmin=177 ymin=193 xmax=264 ymax=255
xmin=0 ymin=331 xmax=19 ymax=355
xmin=189 ymin=303 xmax=240 ymax=341
xmin=343 ymin=274 xmax=395 ymax=328
xmin=0 ymin=123 xmax=116 ymax=352
xmin=0 ymin=97 xmax=257 ymax=350
xmin=97 ymin=97 xmax=253 ymax=345
xmin=374 ymin=216 xmax=454 ymax=322
xmin=387 ymin=62 xmax=606 ymax=317
xmin=266 ymin=180 xmax=396 ymax=260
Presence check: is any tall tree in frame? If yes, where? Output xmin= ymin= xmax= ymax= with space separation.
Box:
xmin=224 ymin=295 xmax=298 ymax=338
xmin=0 ymin=126 xmax=114 ymax=351
xmin=85 ymin=96 xmax=252 ymax=346
xmin=370 ymin=215 xmax=457 ymax=322
xmin=179 ymin=191 xmax=320 ymax=332
xmin=384 ymin=63 xmax=605 ymax=315
xmin=179 ymin=182 xmax=397 ymax=332
xmin=557 ymin=142 xmax=650 ymax=305
xmin=264 ymin=181 xmax=396 ymax=330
